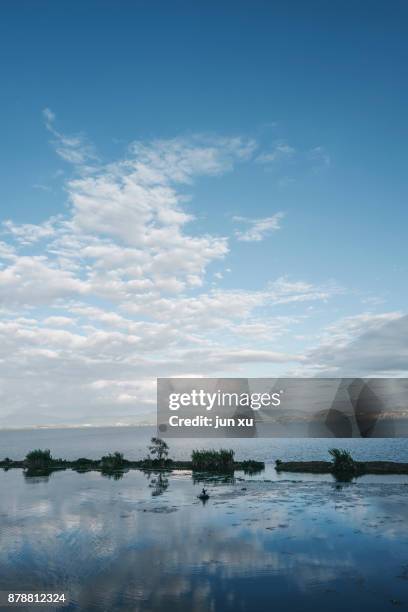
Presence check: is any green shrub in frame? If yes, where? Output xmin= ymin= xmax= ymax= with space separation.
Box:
xmin=191 ymin=449 xmax=235 ymax=472
xmin=76 ymin=457 xmax=95 ymax=465
xmin=240 ymin=460 xmax=264 ymax=474
xmin=25 ymin=449 xmax=53 ymax=468
xmin=328 ymin=448 xmax=358 ymax=476
xmin=100 ymin=451 xmax=125 ymax=470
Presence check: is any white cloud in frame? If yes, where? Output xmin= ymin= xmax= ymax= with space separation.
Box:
xmin=3 ymin=218 xmax=59 ymax=245
xmin=0 ymin=241 xmax=16 ymax=261
xmin=122 ymin=279 xmax=338 ymax=328
xmin=0 ymin=256 xmax=88 ymax=307
xmin=234 ymin=212 xmax=284 ymax=242
xmin=184 ymin=347 xmax=303 ymax=366
xmin=266 ymin=277 xmax=338 ymax=305
xmin=300 ymin=312 xmax=407 ymax=376
xmin=43 ymin=107 xmax=98 ymax=166
xmin=43 ymin=316 xmax=77 ymax=327
xmin=256 ymin=140 xmax=331 ymax=175
xmin=128 ymin=135 xmax=256 ymax=184
xmin=0 ymin=111 xmax=343 ymax=426
xmin=66 ymin=136 xmax=253 ymax=250
xmin=256 ymin=141 xmax=295 ymax=164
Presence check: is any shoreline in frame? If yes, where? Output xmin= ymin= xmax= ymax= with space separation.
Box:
xmin=275 ymin=460 xmax=408 ymax=475
xmin=3 ymin=457 xmax=408 ymax=475
xmin=0 ymin=458 xmax=265 ymax=474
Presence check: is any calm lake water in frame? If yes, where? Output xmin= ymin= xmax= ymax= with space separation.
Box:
xmin=1 ymin=426 xmax=408 ymax=463
xmin=0 ymin=428 xmax=407 ymax=611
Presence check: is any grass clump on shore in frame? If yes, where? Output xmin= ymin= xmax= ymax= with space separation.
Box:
xmin=100 ymin=452 xmax=125 ymax=471
xmin=240 ymin=459 xmax=264 ymax=474
xmin=25 ymin=449 xmax=53 ymax=469
xmin=329 ymin=448 xmax=358 ymax=478
xmin=191 ymin=449 xmax=235 ymax=472
xmin=76 ymin=457 xmax=95 ymax=466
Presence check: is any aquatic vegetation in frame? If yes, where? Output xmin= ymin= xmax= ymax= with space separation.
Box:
xmin=23 ymin=449 xmax=60 ymax=478
xmin=240 ymin=460 xmax=264 ymax=474
xmin=275 ymin=449 xmax=359 ymax=480
xmin=72 ymin=457 xmax=98 ymax=474
xmin=76 ymin=457 xmax=95 ymax=464
xmin=329 ymin=448 xmax=358 ymax=477
xmin=24 ymin=467 xmax=54 ymax=479
xmin=100 ymin=451 xmax=125 ymax=471
xmin=191 ymin=449 xmax=235 ymax=472
xmin=25 ymin=449 xmax=53 ymax=469
xmin=275 ymin=457 xmax=408 ymax=476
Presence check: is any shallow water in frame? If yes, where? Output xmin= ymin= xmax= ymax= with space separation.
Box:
xmin=0 ymin=467 xmax=407 ymax=611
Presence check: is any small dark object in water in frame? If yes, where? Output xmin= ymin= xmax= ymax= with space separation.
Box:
xmin=198 ymin=487 xmax=209 ymax=500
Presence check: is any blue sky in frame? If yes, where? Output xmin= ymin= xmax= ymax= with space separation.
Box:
xmin=0 ymin=1 xmax=407 ymax=427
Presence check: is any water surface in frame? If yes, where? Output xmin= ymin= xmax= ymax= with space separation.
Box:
xmin=0 ymin=466 xmax=408 ymax=611
xmin=1 ymin=426 xmax=408 ymax=463
xmin=1 ymin=429 xmax=407 ymax=611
